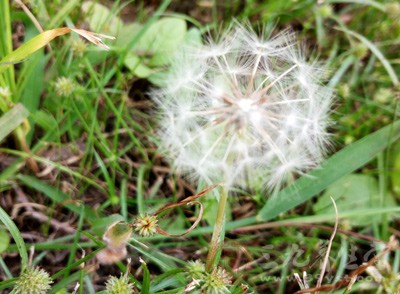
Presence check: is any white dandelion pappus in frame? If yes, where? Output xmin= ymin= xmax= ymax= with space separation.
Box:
xmin=152 ymin=25 xmax=333 ymax=190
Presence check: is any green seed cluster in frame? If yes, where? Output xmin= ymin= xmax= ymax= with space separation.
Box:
xmin=105 ymin=275 xmax=135 ymax=294
xmin=14 ymin=267 xmax=52 ymax=294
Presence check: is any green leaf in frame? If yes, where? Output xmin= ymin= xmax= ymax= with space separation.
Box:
xmin=0 ymin=103 xmax=29 ymax=143
xmin=148 ymin=27 xmax=202 ymax=85
xmin=135 ymin=17 xmax=186 ymax=66
xmin=103 ymin=221 xmax=133 ymax=249
xmin=141 ymin=261 xmax=151 ymax=294
xmin=313 ymin=174 xmax=397 ymax=226
xmin=0 ymin=28 xmax=71 ymax=74
xmin=81 ymin=1 xmax=122 ymax=35
xmin=183 ymin=27 xmax=202 ymax=46
xmin=115 ymin=23 xmax=143 ymax=47
xmin=0 ymin=206 xmax=28 ymax=271
xmin=0 ymin=229 xmax=10 ymax=253
xmin=390 ymin=142 xmax=400 ymax=199
xmin=90 ymin=214 xmax=125 ymax=236
xmin=257 ymin=121 xmax=400 ymax=222
xmin=257 ymin=206 xmax=400 ymax=228
xmin=124 ymin=17 xmax=187 ymax=76
xmin=31 ymin=110 xmax=58 ymax=132
xmin=124 ymin=54 xmax=154 ymax=78
xmin=49 ymin=0 xmax=81 ymax=28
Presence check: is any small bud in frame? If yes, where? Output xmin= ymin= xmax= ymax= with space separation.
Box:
xmin=318 ymin=5 xmax=333 ymax=18
xmin=133 ymin=214 xmax=159 ymax=237
xmin=71 ymin=39 xmax=87 ymax=57
xmin=201 ymin=267 xmax=232 ymax=294
xmin=54 ymin=77 xmax=76 ymax=97
xmin=14 ymin=266 xmax=53 ymax=294
xmin=344 ymin=135 xmax=354 ymax=145
xmin=105 ymin=259 xmax=135 ymax=294
xmin=353 ymin=43 xmax=369 ymax=59
xmin=373 ymin=88 xmax=393 ymax=104
xmin=187 ymin=260 xmax=206 ymax=279
xmin=337 ymin=84 xmax=350 ymax=99
xmin=385 ymin=2 xmax=400 ymax=19
xmin=105 ymin=275 xmax=135 ymax=294
xmin=240 ymin=283 xmax=250 ymax=293
xmin=185 ymin=262 xmax=233 ymax=293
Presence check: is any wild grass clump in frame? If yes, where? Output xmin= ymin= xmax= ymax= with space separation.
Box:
xmin=0 ymin=0 xmax=399 ymax=293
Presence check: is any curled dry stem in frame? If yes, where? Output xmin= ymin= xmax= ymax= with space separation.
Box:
xmin=152 ymin=183 xmax=221 ymax=237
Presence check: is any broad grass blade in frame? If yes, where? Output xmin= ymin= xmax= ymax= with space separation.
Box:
xmin=0 ymin=103 xmax=29 ymax=143
xmin=258 ymin=121 xmax=400 ymax=221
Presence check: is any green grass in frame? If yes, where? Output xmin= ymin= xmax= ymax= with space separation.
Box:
xmin=0 ymin=0 xmax=400 ymax=293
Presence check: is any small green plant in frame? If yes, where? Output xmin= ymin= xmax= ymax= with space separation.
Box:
xmin=0 ymin=0 xmax=114 ymax=173
xmin=1 ymin=1 xmax=400 ymax=293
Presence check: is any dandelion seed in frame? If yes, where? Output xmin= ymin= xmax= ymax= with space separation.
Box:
xmin=152 ymin=24 xmax=333 ymax=190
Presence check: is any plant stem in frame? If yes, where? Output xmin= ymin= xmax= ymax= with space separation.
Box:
xmin=14 ymin=126 xmax=39 ymax=173
xmin=205 ymin=185 xmax=228 ymax=272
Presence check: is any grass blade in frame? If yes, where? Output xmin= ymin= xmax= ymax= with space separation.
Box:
xmin=335 ymin=26 xmax=399 ymax=86
xmin=141 ymin=261 xmax=151 ymax=294
xmin=257 ymin=121 xmax=400 ymax=221
xmin=0 ymin=27 xmax=114 ymax=74
xmin=0 ymin=103 xmax=29 ymax=143
xmin=17 ymin=175 xmax=97 ymax=220
xmin=0 ymin=206 xmax=28 ymax=271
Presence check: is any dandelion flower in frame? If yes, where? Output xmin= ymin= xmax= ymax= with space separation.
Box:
xmin=152 ymin=24 xmax=333 ymax=190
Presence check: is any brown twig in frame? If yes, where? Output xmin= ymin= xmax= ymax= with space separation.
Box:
xmin=316 ymin=197 xmax=339 ymax=291
xmin=152 ymin=184 xmax=221 ymax=237
xmin=294 ymin=236 xmax=399 ymax=293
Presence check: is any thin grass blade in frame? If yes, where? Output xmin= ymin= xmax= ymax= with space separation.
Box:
xmin=0 ymin=206 xmax=28 ymax=272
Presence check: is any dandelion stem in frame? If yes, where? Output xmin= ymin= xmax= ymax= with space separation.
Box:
xmin=205 ymin=185 xmax=229 ymax=272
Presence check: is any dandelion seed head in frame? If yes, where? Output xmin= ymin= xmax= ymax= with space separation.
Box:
xmin=153 ymin=24 xmax=333 ymax=190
